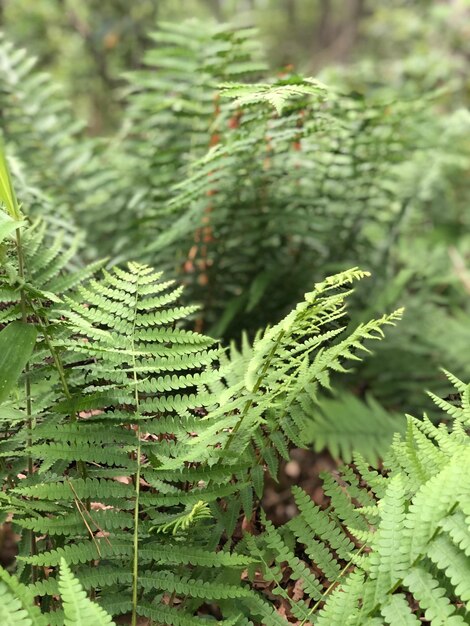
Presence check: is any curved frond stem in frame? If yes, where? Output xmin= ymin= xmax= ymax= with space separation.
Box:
xmin=27 ymin=300 xmax=88 ymax=485
xmin=30 ymin=304 xmax=75 ymax=413
xmin=223 ymin=329 xmax=286 ymax=452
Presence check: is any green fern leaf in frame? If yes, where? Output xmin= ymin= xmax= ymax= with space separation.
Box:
xmin=403 ymin=566 xmax=466 ymax=625
xmin=59 ymin=559 xmax=115 ymax=626
xmin=0 ymin=567 xmax=46 ymax=626
xmin=380 ymin=594 xmax=420 ymax=625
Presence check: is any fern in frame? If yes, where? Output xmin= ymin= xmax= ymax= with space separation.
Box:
xmin=1 ymin=21 xmax=469 ymax=625
xmin=0 ymin=250 xmax=402 ymax=624
xmin=150 ymin=500 xmax=213 ymax=535
xmin=1 ymin=228 xmax=467 ymax=623
xmin=143 ymin=65 xmax=425 ymax=342
xmin=0 ymin=561 xmax=115 ymax=626
xmin=85 ymin=20 xmax=265 ymax=262
xmin=168 ymin=268 xmax=402 ymax=475
xmin=220 ymin=77 xmax=328 ymax=114
xmin=247 ymin=377 xmax=470 ymax=624
xmin=3 ymin=19 xmax=469 ymax=421
xmin=0 ymin=565 xmax=46 ymax=626
xmin=59 ymin=560 xmax=115 ymax=626
xmin=3 ymin=18 xmax=469 ymax=421
xmin=0 ymin=32 xmax=111 ymax=247
xmin=4 ymin=262 xmax=226 ymax=623
xmin=301 ymin=391 xmax=405 ymax=463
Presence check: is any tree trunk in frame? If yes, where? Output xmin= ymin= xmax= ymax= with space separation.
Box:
xmin=204 ymin=0 xmax=223 ymax=21
xmin=312 ymin=0 xmax=366 ymax=69
xmin=284 ymin=0 xmax=297 ymax=29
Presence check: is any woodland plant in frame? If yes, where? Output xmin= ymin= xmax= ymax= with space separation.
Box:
xmin=243 ymin=371 xmax=470 ymax=625
xmin=0 ymin=559 xmax=115 ymax=626
xmin=0 ymin=17 xmax=469 ymax=626
xmin=1 ymin=141 xmax=470 ymax=624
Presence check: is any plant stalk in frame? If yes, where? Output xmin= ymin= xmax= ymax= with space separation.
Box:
xmin=131 ymin=275 xmax=142 ymax=626
xmin=15 ymin=227 xmax=37 ymax=583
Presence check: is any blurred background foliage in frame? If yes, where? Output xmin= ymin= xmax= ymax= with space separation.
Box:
xmin=2 ymin=0 xmax=469 ymax=132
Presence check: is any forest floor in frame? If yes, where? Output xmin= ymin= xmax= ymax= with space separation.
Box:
xmin=262 ymin=449 xmax=336 ymax=525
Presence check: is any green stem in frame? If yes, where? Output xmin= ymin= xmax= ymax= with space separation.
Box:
xmin=15 ymin=228 xmax=37 ymax=583
xmin=222 ymin=329 xmax=286 ymax=453
xmin=298 ymin=545 xmax=365 ymax=626
xmin=131 ymin=274 xmax=142 ymax=626
xmin=131 ymin=428 xmax=142 ymax=626
xmin=33 ymin=310 xmax=88 ymax=486
xmin=30 ymin=307 xmax=76 ymax=417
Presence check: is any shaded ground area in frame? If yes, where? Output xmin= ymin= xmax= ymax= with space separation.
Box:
xmin=263 ymin=449 xmax=337 ymax=525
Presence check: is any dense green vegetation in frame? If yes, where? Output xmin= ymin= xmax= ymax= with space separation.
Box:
xmin=0 ymin=2 xmax=469 ymax=624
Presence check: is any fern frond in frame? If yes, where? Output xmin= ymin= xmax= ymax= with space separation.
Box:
xmin=0 ymin=33 xmax=100 ymax=233
xmin=380 ymin=594 xmax=421 ymax=625
xmin=59 ymin=559 xmax=116 ymax=626
xmin=150 ymin=500 xmax=212 ymax=535
xmin=426 ymin=534 xmax=470 ymax=605
xmin=220 ymin=77 xmax=328 ymax=114
xmin=0 ymin=566 xmax=46 ymax=626
xmin=303 ymin=392 xmax=404 ymax=463
xmin=174 ymin=269 xmax=401 ymax=475
xmin=403 ymin=566 xmax=466 ymax=625
xmin=368 ymin=475 xmax=407 ymax=601
xmin=244 ymin=378 xmax=470 ymax=625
